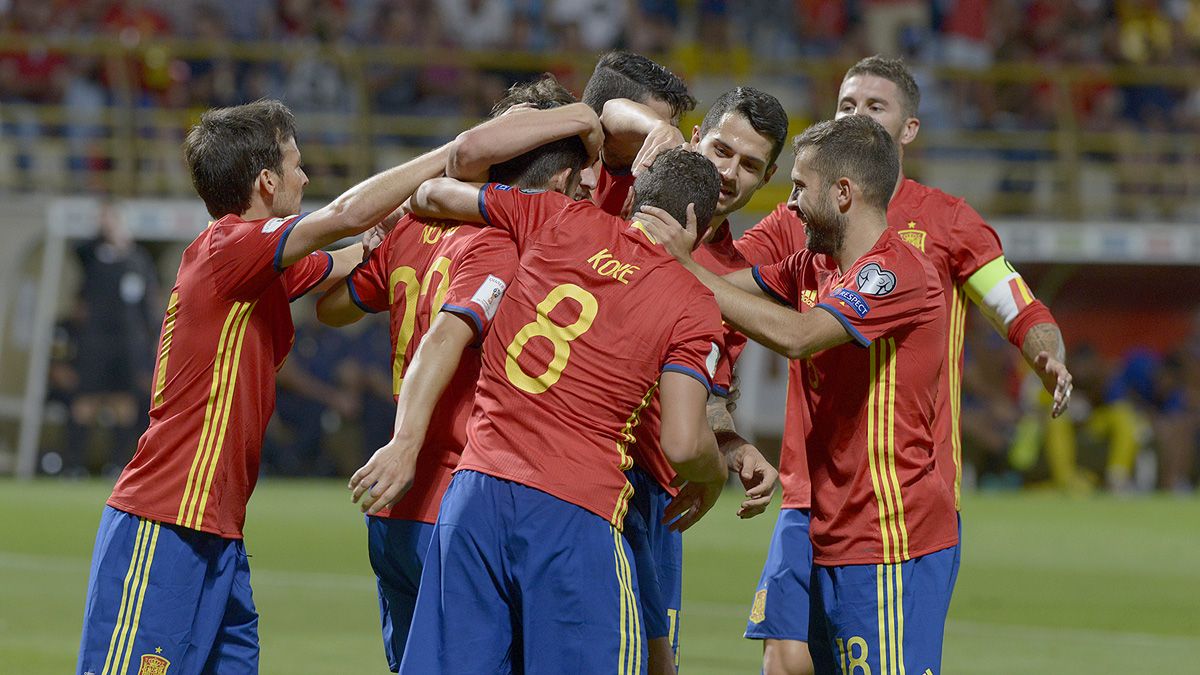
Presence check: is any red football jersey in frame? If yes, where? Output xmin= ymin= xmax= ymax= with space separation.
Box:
xmin=592 ymin=163 xmax=636 ymax=217
xmin=630 ymin=221 xmax=749 ymax=493
xmin=460 ymin=184 xmax=727 ymax=527
xmin=108 ymin=213 xmax=333 ymax=538
xmin=753 ymin=228 xmax=957 ymax=565
xmin=739 ymin=179 xmax=1006 ymax=510
xmin=735 ymin=202 xmax=813 ymax=509
xmin=348 ymin=215 xmax=518 ymax=523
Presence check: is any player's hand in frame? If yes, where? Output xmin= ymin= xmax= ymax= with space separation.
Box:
xmin=633 ymin=203 xmax=697 ymax=264
xmin=663 ymin=477 xmax=724 ymax=532
xmin=1035 ymin=351 xmax=1073 ymax=418
xmin=348 ymin=436 xmax=420 ymax=515
xmin=632 ymin=121 xmax=687 ymax=177
xmin=726 ymin=374 xmax=741 ymax=413
xmin=725 ymin=442 xmax=777 ymax=518
xmin=362 ymin=224 xmax=387 ymax=259
xmin=500 ymin=101 xmax=538 ymax=117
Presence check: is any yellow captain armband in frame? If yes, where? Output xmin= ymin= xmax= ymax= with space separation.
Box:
xmin=963 ymin=255 xmax=1036 ymax=335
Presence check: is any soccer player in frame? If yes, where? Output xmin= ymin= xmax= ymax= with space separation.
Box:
xmin=315 ymin=77 xmax=602 ymax=672
xmin=639 ymin=114 xmax=959 ymax=675
xmin=397 ymin=148 xmax=728 ymax=674
xmin=75 ymin=99 xmax=452 ymax=675
xmin=581 ymin=50 xmax=697 ymax=211
xmin=732 ymin=56 xmax=1073 ymax=675
xmin=600 ymin=86 xmax=791 ymax=673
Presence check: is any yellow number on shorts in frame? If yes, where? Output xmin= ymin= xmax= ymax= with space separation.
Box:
xmin=388 ymin=257 xmax=452 ymax=395
xmin=845 ymin=636 xmax=871 ymax=675
xmin=504 ymin=283 xmax=598 ymax=394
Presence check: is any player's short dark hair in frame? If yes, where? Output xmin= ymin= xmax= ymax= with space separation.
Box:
xmin=183 ymin=99 xmax=296 ymax=218
xmin=845 ymin=55 xmax=921 ymax=119
xmin=581 ymin=51 xmax=696 ymax=121
xmin=486 ymin=74 xmax=589 ymax=189
xmin=631 ymin=148 xmax=721 ymax=241
xmin=793 ymin=115 xmax=899 ymax=211
xmin=698 ymin=87 xmax=790 ymax=167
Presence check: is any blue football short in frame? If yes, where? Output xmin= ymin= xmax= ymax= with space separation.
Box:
xmin=808 ymin=544 xmax=958 ymax=675
xmin=623 ymin=466 xmax=683 ymax=654
xmin=399 ymin=470 xmax=647 ymax=675
xmin=744 ymin=508 xmax=814 ymax=642
xmin=365 ymin=515 xmax=435 ymax=672
xmin=77 ymin=506 xmax=258 ymax=675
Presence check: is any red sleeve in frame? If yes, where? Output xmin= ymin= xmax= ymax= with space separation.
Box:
xmin=751 ymin=250 xmax=805 ymax=307
xmin=478 ymin=183 xmax=574 ymax=248
xmin=440 ymin=229 xmax=519 ymax=343
xmin=283 ymin=250 xmax=334 ymax=301
xmin=949 ymin=199 xmax=1004 ymax=285
xmin=345 ymin=237 xmax=392 ymax=314
xmin=662 ymin=289 xmax=727 ymax=393
xmin=815 ymin=246 xmax=936 ymax=348
xmin=208 ymin=213 xmax=306 ymax=300
xmin=593 ymin=163 xmax=636 ymax=217
xmin=735 ymin=202 xmax=807 ymax=265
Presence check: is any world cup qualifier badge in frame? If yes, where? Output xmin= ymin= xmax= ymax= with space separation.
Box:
xmin=749 ymin=588 xmax=767 ymax=624
xmin=137 ymin=652 xmax=170 ymax=675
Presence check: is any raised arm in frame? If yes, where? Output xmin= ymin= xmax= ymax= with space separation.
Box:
xmin=411 ymin=177 xmax=486 ymax=224
xmin=447 ymin=102 xmax=603 ymax=181
xmin=279 ymin=143 xmax=452 ymax=268
xmin=599 ymin=98 xmax=684 ymax=173
xmin=349 ymin=312 xmax=478 ymax=514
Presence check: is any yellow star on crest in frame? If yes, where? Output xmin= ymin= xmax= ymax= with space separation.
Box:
xmin=155 ymin=647 xmax=163 ymax=654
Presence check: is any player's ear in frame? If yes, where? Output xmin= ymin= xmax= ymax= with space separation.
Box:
xmin=762 ymin=163 xmax=777 ymax=186
xmin=835 ymin=177 xmax=852 ymax=211
xmin=549 ymin=166 xmax=573 ymax=194
xmin=899 ymin=115 xmax=920 ymax=147
xmin=620 ymin=187 xmax=637 ymax=219
xmin=258 ymin=168 xmax=277 ymax=198
xmin=690 ymin=125 xmax=702 ymax=145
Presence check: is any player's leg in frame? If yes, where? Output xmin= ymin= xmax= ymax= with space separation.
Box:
xmin=624 ymin=467 xmax=680 ymax=674
xmin=745 ymin=508 xmax=815 ymax=675
xmin=77 ymin=507 xmax=244 ymax=675
xmin=201 ymin=540 xmax=259 ymax=675
xmin=811 ymin=545 xmax=957 ymax=675
xmin=365 ymin=515 xmax=435 ymax=671
xmin=399 ymin=471 xmax=516 ymax=675
xmin=515 ymin=481 xmax=647 ymax=675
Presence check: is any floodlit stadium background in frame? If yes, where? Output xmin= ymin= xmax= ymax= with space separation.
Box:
xmin=0 ymin=1 xmax=1197 ymax=672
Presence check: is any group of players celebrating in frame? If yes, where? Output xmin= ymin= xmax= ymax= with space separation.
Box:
xmin=75 ymin=50 xmax=1073 ymax=675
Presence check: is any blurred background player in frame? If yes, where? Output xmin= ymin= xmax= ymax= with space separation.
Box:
xmin=75 ymin=99 xmax=456 ymax=675
xmin=640 ymin=115 xmax=958 ymax=675
xmin=318 ymin=75 xmax=601 ymax=672
xmin=398 ymin=148 xmax=727 ymax=674
xmin=733 ymin=55 xmax=1074 ymax=675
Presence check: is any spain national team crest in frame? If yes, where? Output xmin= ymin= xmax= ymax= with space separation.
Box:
xmin=749 ymin=589 xmax=767 ymax=624
xmin=899 ymin=220 xmax=927 ymax=252
xmin=137 ymin=653 xmax=170 ymax=675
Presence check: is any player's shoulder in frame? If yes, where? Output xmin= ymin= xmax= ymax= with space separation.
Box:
xmin=900 ymin=179 xmax=985 ymax=224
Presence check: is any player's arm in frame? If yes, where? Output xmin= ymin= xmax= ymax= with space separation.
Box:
xmin=637 ymin=204 xmax=853 ymax=359
xmin=658 ymin=370 xmax=728 ymax=532
xmin=410 ymin=177 xmax=486 ymax=223
xmin=279 ymin=143 xmax=452 ymax=268
xmin=708 ymin=392 xmax=778 ymax=519
xmin=964 ymin=255 xmax=1072 ymax=416
xmin=599 ymin=98 xmax=684 ymax=174
xmin=350 ymin=312 xmax=477 ymax=514
xmin=314 ymin=275 xmax=365 ymax=327
xmin=306 ymin=242 xmax=365 ymax=297
xmin=447 ymin=102 xmax=603 ymax=181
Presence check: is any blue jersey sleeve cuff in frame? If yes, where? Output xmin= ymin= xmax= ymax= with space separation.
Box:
xmin=662 ymin=364 xmax=713 ymax=393
xmin=288 ymin=250 xmax=334 ymax=302
xmin=440 ymin=304 xmax=485 ymax=346
xmin=711 ymin=384 xmax=730 ymax=397
xmin=815 ymin=303 xmax=871 ymax=347
xmin=272 ymin=213 xmax=309 ymax=273
xmin=346 ymin=266 xmax=383 ymax=314
xmin=752 ymin=266 xmax=790 ymax=306
xmin=478 ymin=185 xmax=493 ymax=226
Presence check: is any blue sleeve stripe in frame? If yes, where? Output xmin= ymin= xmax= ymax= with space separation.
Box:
xmin=752 ymin=266 xmax=790 ymax=306
xmin=440 ymin=303 xmax=485 ymax=345
xmin=815 ymin=303 xmax=871 ymax=348
xmin=662 ymin=364 xmax=713 ymax=393
xmin=288 ymin=250 xmax=334 ymax=302
xmin=347 ymin=267 xmax=382 ymax=314
xmin=712 ymin=384 xmax=730 ymax=397
xmin=477 ymin=185 xmax=492 ymax=226
xmin=272 ymin=212 xmax=309 ymax=273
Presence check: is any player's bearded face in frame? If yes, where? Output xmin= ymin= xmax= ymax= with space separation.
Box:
xmin=800 ymin=186 xmax=847 ymax=256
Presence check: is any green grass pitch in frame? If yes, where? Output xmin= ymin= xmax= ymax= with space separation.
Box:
xmin=1 ymin=479 xmax=1197 ymax=673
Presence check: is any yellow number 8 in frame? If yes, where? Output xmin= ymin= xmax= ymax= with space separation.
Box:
xmin=505 ymin=284 xmax=598 ymax=394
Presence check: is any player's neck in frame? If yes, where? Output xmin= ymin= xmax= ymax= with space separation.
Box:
xmin=834 ymin=214 xmax=888 ymax=272
xmin=701 ymin=217 xmax=728 ymax=244
xmin=892 ymin=167 xmax=906 ymax=201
